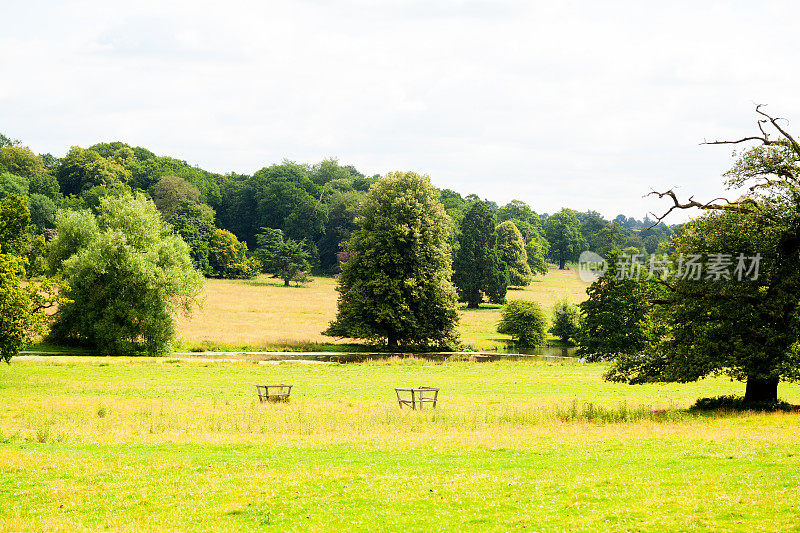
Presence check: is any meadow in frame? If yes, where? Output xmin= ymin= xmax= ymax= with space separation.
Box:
xmin=174 ymin=268 xmax=589 ymax=352
xmin=2 ymin=357 xmax=800 ymax=531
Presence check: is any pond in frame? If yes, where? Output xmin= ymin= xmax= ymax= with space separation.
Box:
xmin=248 ymin=345 xmax=580 ymax=364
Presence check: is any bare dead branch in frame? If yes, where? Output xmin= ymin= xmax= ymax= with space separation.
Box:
xmin=757 ymin=118 xmax=770 ymax=140
xmin=702 ymin=136 xmax=772 ymax=146
xmin=755 ymin=104 xmax=800 ymax=158
xmin=648 ymin=105 xmax=799 ymax=228
xmin=643 ymin=189 xmax=750 ymax=229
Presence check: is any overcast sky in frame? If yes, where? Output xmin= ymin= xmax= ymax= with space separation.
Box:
xmin=2 ymin=0 xmax=798 ymax=221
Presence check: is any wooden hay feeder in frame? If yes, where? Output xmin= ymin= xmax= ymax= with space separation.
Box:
xmin=395 ymin=387 xmax=439 ymax=410
xmin=256 ymin=384 xmax=293 ymax=402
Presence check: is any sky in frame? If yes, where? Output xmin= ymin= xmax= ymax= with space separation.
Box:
xmin=2 ymin=0 xmax=799 ymax=222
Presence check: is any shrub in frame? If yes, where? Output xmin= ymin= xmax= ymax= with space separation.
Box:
xmin=549 ymin=298 xmax=580 ymax=344
xmin=497 ymin=300 xmax=547 ymax=345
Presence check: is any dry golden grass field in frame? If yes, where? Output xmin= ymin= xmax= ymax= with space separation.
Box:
xmin=174 ymin=268 xmax=589 ymax=351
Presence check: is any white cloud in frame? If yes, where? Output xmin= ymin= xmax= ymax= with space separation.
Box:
xmin=1 ymin=0 xmax=798 ymax=221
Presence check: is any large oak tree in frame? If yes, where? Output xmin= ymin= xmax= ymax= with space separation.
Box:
xmin=606 ymin=106 xmax=800 ymax=404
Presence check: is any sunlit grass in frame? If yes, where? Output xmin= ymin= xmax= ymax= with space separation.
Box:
xmin=2 ymin=357 xmax=800 ymax=530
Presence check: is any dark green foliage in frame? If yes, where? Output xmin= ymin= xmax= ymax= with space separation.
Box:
xmin=254 ymin=228 xmax=312 ymax=286
xmin=590 ymin=221 xmax=626 ymax=258
xmin=643 ymin=234 xmax=661 ymax=254
xmin=273 ymin=241 xmax=311 ymax=286
xmin=0 ymin=192 xmax=49 ymax=276
xmin=577 ymin=211 xmax=608 ymax=243
xmin=167 ymin=203 xmax=216 ymax=276
xmin=452 ymin=201 xmax=507 ymax=307
xmin=76 ymin=182 xmax=134 ymax=212
xmin=88 ymin=142 xmax=222 ymax=204
xmin=550 ymin=299 xmax=580 ymax=344
xmin=0 ymin=192 xmax=61 ymax=363
xmin=497 ymin=199 xmax=538 ymax=229
xmin=544 ymin=209 xmax=587 ymax=269
xmin=577 ymin=255 xmax=654 ymax=360
xmin=486 ymin=258 xmax=510 ymax=305
xmin=39 ymin=153 xmax=61 ymax=174
xmin=606 ymin=112 xmax=800 ymax=404
xmin=497 ymin=300 xmax=547 ymax=346
xmin=577 ymin=211 xmax=673 ymax=260
xmin=0 ymin=194 xmax=33 ymax=256
xmin=0 ymin=253 xmax=60 ymax=363
xmin=28 ymin=194 xmax=56 ymax=233
xmin=310 ymin=158 xmax=364 ymax=186
xmin=253 ymin=228 xmax=284 ymax=270
xmin=0 ymin=174 xmax=57 ymax=234
xmin=213 ymin=160 xmax=371 ymax=272
xmin=0 ymin=173 xmax=28 ymax=199
xmin=316 ymin=189 xmax=363 ymax=273
xmin=49 ymin=193 xmax=203 ymax=354
xmin=28 ymin=172 xmax=60 ymax=199
xmin=325 ymin=171 xmax=459 ymax=348
xmin=217 ymin=161 xmax=325 ymax=248
xmin=496 ymin=220 xmax=533 ymax=286
xmin=525 ymin=234 xmax=549 ymax=275
xmin=606 ymin=205 xmax=800 ymax=403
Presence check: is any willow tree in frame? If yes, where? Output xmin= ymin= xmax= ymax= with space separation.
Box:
xmin=324 ymin=171 xmax=459 ymax=348
xmin=607 ymin=106 xmax=800 ymax=404
xmin=49 ymin=193 xmax=203 ymax=354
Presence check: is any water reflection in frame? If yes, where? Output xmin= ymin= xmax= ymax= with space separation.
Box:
xmin=254 ymin=345 xmax=579 ymax=364
xmin=495 ymin=344 xmax=577 ymax=358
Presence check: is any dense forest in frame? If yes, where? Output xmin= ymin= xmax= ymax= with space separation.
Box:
xmin=0 ymin=133 xmax=676 ymax=280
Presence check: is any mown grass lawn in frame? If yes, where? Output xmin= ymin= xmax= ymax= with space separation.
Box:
xmin=2 ymin=357 xmax=800 ymax=531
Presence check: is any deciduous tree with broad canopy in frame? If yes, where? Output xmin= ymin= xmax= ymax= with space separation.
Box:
xmin=48 ymin=192 xmax=203 ymax=354
xmin=324 ymin=171 xmax=459 ymax=348
xmin=605 ymin=106 xmax=800 ymax=405
xmin=544 ymin=208 xmax=587 ymax=269
xmin=0 ymin=194 xmax=62 ymax=363
xmin=496 ymin=220 xmax=533 ymax=286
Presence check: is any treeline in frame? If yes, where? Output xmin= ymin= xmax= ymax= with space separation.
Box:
xmin=0 ymin=133 xmax=675 ymax=282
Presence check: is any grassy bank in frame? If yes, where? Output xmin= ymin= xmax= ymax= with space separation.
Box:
xmin=2 ymin=357 xmax=800 ymax=531
xmin=173 ymin=268 xmax=589 ymax=352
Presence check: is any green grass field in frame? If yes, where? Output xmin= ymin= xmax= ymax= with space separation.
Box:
xmin=174 ymin=268 xmax=589 ymax=352
xmin=2 ymin=357 xmax=800 ymax=531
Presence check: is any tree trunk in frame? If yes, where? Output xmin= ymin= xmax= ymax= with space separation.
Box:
xmin=744 ymin=375 xmax=779 ymax=404
xmin=387 ymin=332 xmax=398 ymax=349
xmin=559 ymin=254 xmax=566 ymax=270
xmin=284 ymin=278 xmax=290 ymax=286
xmin=467 ymin=300 xmax=479 ymax=309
